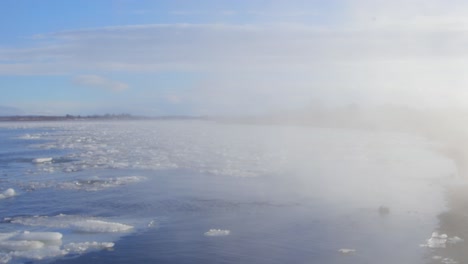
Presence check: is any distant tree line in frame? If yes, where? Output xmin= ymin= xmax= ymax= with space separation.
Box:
xmin=65 ymin=113 xmax=133 ymax=119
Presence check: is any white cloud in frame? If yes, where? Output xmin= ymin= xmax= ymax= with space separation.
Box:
xmin=73 ymin=75 xmax=129 ymax=92
xmin=1 ymin=20 xmax=467 ymax=72
xmin=3 ymin=0 xmax=468 ymax=112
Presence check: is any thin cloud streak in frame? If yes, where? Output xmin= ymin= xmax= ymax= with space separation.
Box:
xmin=1 ymin=23 xmax=467 ymax=75
xmin=73 ymin=75 xmax=129 ymax=92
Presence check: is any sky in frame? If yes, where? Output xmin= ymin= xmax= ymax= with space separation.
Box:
xmin=1 ymin=0 xmax=468 ymax=116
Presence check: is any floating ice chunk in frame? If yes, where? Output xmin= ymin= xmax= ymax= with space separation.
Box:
xmin=57 ymin=176 xmax=146 ymax=191
xmin=13 ymin=231 xmax=62 ymax=242
xmin=9 ymin=215 xmax=70 ymax=228
xmin=147 ymin=220 xmax=156 ymax=228
xmin=19 ymin=134 xmax=40 ymax=140
xmin=338 ymin=248 xmax=356 ymax=254
xmin=70 ymin=220 xmax=133 ymax=233
xmin=421 ymin=232 xmax=463 ymax=248
xmin=0 ymin=240 xmax=44 ymax=251
xmin=425 ymin=232 xmax=448 ymax=248
xmin=9 ymin=215 xmax=134 ymax=234
xmin=9 ymin=245 xmax=65 ymax=261
xmin=33 ymin=157 xmax=53 ymax=164
xmin=448 ymin=236 xmax=464 ymax=244
xmin=0 ymin=189 xmax=15 ymax=200
xmin=442 ymin=258 xmax=458 ymax=264
xmin=433 ymin=256 xmax=443 ymax=260
xmin=204 ymin=229 xmax=230 ymax=237
xmin=63 ymin=241 xmax=114 ymax=254
xmin=0 ymin=233 xmax=114 ymax=263
xmin=22 ymin=176 xmax=146 ymax=192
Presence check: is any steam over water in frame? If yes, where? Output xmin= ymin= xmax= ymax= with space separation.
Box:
xmin=0 ymin=120 xmax=458 ymax=263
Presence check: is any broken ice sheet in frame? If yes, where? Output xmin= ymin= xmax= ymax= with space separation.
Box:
xmin=420 ymin=232 xmax=464 ymax=248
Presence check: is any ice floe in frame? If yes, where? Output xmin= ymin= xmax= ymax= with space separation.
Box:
xmin=70 ymin=220 xmax=133 ymax=233
xmin=433 ymin=256 xmax=458 ymax=264
xmin=22 ymin=176 xmax=146 ymax=192
xmin=420 ymin=232 xmax=464 ymax=248
xmin=448 ymin=236 xmax=464 ymax=244
xmin=32 ymin=157 xmax=53 ymax=164
xmin=13 ymin=231 xmax=62 ymax=242
xmin=204 ymin=229 xmax=230 ymax=237
xmin=9 ymin=215 xmax=133 ymax=233
xmin=338 ymin=248 xmax=356 ymax=254
xmin=441 ymin=258 xmax=458 ymax=264
xmin=20 ymin=121 xmax=276 ymax=177
xmin=57 ymin=176 xmax=146 ymax=191
xmin=0 ymin=216 xmax=126 ymax=263
xmin=0 ymin=189 xmax=15 ymax=200
xmin=19 ymin=134 xmax=41 ymax=140
xmin=0 ymin=240 xmax=45 ymax=252
xmin=0 ymin=231 xmax=63 ymax=262
xmin=0 ymin=233 xmax=115 ymax=264
xmin=63 ymin=241 xmax=114 ymax=254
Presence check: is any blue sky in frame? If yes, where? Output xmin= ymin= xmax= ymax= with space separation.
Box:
xmin=1 ymin=0 xmax=468 ymax=115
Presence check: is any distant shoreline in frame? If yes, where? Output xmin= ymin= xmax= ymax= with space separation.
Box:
xmin=0 ymin=115 xmax=206 ymax=122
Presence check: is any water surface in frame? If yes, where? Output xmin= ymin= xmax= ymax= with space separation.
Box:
xmin=0 ymin=121 xmax=457 ymax=263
